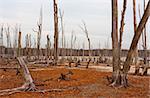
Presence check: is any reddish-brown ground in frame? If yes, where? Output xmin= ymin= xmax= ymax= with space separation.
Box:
xmin=0 ymin=66 xmax=149 ymax=98
xmin=0 ymin=58 xmax=149 ymax=98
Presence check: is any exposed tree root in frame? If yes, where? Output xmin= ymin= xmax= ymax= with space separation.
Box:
xmin=109 ymin=71 xmax=129 ymax=88
xmin=0 ymin=84 xmax=78 ymax=96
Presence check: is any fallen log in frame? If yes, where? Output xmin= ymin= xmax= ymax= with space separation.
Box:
xmin=17 ymin=57 xmax=36 ymax=91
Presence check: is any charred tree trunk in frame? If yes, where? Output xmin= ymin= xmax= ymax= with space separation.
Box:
xmin=53 ymin=0 xmax=59 ymax=65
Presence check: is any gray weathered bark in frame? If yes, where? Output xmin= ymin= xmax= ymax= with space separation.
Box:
xmin=17 ymin=57 xmax=36 ymax=91
xmin=133 ymin=0 xmax=139 ymax=75
xmin=53 ymin=0 xmax=59 ymax=65
xmin=111 ymin=0 xmax=149 ymax=87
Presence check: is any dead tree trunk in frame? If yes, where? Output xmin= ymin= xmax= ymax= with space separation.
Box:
xmin=137 ymin=2 xmax=148 ymax=75
xmin=122 ymin=0 xmax=149 ymax=85
xmin=18 ymin=30 xmax=22 ymax=57
xmin=13 ymin=25 xmax=18 ymax=58
xmin=141 ymin=0 xmax=148 ymax=75
xmin=25 ymin=34 xmax=31 ymax=60
xmin=111 ymin=0 xmax=120 ymax=85
xmin=70 ymin=31 xmax=74 ymax=61
xmin=59 ymin=9 xmax=65 ymax=58
xmin=17 ymin=57 xmax=36 ymax=91
xmin=46 ymin=35 xmax=50 ymax=65
xmin=118 ymin=0 xmax=127 ymax=66
xmin=53 ymin=0 xmax=59 ymax=65
xmin=110 ymin=0 xmax=150 ymax=87
xmin=33 ymin=7 xmax=42 ymax=60
xmin=80 ymin=21 xmax=91 ymax=68
xmin=5 ymin=26 xmax=11 ymax=56
xmin=0 ymin=25 xmax=4 ymax=57
xmin=133 ymin=0 xmax=139 ymax=75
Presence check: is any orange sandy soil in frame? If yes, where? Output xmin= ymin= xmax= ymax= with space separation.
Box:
xmin=0 ymin=67 xmax=149 ymax=98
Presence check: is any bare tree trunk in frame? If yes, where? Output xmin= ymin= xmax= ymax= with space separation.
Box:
xmin=70 ymin=31 xmax=74 ymax=61
xmin=122 ymin=1 xmax=149 ymax=87
xmin=17 ymin=57 xmax=36 ymax=91
xmin=53 ymin=0 xmax=59 ymax=65
xmin=59 ymin=9 xmax=65 ymax=58
xmin=80 ymin=21 xmax=91 ymax=68
xmin=18 ymin=30 xmax=22 ymax=57
xmin=5 ymin=26 xmax=11 ymax=56
xmin=46 ymin=35 xmax=50 ymax=65
xmin=82 ymin=42 xmax=85 ymax=60
xmin=33 ymin=7 xmax=42 ymax=60
xmin=110 ymin=0 xmax=149 ymax=87
xmin=0 ymin=25 xmax=4 ymax=57
xmin=111 ymin=0 xmax=121 ymax=86
xmin=142 ymin=0 xmax=148 ymax=75
xmin=133 ymin=0 xmax=139 ymax=75
xmin=118 ymin=0 xmax=127 ymax=66
xmin=25 ymin=34 xmax=31 ymax=60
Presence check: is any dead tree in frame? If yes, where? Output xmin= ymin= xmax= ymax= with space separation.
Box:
xmin=13 ymin=25 xmax=18 ymax=58
xmin=70 ymin=31 xmax=76 ymax=61
xmin=0 ymin=24 xmax=4 ymax=56
xmin=68 ymin=32 xmax=74 ymax=67
xmin=118 ymin=0 xmax=127 ymax=65
xmin=122 ymin=1 xmax=149 ymax=85
xmin=53 ymin=0 xmax=59 ymax=65
xmin=82 ymin=42 xmax=85 ymax=62
xmin=59 ymin=9 xmax=65 ymax=58
xmin=46 ymin=35 xmax=51 ymax=65
xmin=25 ymin=34 xmax=32 ymax=59
xmin=80 ymin=21 xmax=91 ymax=68
xmin=17 ymin=57 xmax=36 ymax=91
xmin=33 ymin=7 xmax=43 ymax=59
xmin=111 ymin=0 xmax=120 ymax=86
xmin=25 ymin=34 xmax=29 ymax=56
xmin=70 ymin=31 xmax=74 ymax=60
xmin=0 ymin=25 xmax=3 ymax=46
xmin=110 ymin=0 xmax=149 ymax=87
xmin=133 ymin=0 xmax=139 ymax=75
xmin=5 ymin=26 xmax=12 ymax=56
xmin=137 ymin=3 xmax=148 ymax=75
xmin=141 ymin=0 xmax=148 ymax=75
xmin=18 ymin=29 xmax=22 ymax=57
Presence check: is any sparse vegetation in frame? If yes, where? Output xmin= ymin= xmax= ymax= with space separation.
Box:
xmin=0 ymin=0 xmax=149 ymax=98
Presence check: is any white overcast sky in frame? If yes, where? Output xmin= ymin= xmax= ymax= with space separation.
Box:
xmin=0 ymin=0 xmax=149 ymax=49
